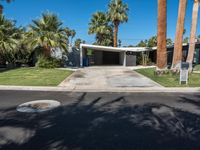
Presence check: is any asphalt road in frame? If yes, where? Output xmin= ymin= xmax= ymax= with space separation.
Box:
xmin=0 ymin=91 xmax=200 ymax=150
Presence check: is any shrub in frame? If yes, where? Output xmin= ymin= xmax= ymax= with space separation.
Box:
xmin=36 ymin=55 xmax=61 ymax=68
xmin=136 ymin=53 xmax=152 ymax=66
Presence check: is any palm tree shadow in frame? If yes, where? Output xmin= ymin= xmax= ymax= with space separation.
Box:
xmin=1 ymin=95 xmax=200 ymax=150
xmin=179 ymin=95 xmax=200 ymax=108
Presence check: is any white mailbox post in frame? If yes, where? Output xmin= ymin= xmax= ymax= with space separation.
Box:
xmin=180 ymin=62 xmax=189 ymax=85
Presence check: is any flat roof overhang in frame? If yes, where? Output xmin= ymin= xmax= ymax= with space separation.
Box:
xmin=79 ymin=44 xmax=157 ymax=67
xmin=80 ymin=44 xmax=156 ymax=52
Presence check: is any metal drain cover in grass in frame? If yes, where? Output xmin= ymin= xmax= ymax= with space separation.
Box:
xmin=17 ymin=100 xmax=61 ymax=113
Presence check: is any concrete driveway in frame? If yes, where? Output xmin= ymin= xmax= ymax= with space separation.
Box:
xmin=59 ymin=66 xmax=161 ymax=90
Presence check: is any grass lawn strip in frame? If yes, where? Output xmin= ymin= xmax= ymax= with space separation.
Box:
xmin=0 ymin=68 xmax=72 ymax=86
xmin=136 ymin=68 xmax=200 ymax=87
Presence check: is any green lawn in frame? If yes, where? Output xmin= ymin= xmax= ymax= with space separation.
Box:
xmin=0 ymin=68 xmax=72 ymax=86
xmin=193 ymin=65 xmax=200 ymax=71
xmin=136 ymin=68 xmax=200 ymax=87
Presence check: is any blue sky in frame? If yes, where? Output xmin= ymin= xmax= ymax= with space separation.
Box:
xmin=2 ymin=0 xmax=200 ymax=46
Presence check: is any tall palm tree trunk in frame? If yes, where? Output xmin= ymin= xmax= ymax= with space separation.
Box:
xmin=98 ymin=34 xmax=104 ymax=45
xmin=44 ymin=45 xmax=51 ymax=58
xmin=172 ymin=0 xmax=187 ymax=69
xmin=187 ymin=0 xmax=199 ymax=69
xmin=113 ymin=22 xmax=119 ymax=47
xmin=71 ymin=37 xmax=73 ymax=47
xmin=157 ymin=0 xmax=167 ymax=69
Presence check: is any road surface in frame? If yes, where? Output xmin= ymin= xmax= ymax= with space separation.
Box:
xmin=0 ymin=90 xmax=200 ymax=150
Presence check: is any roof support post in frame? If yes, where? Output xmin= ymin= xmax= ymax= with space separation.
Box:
xmin=123 ymin=51 xmax=127 ymax=67
xmin=80 ymin=45 xmax=83 ymax=67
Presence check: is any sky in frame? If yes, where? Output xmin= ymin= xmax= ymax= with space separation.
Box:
xmin=1 ymin=0 xmax=200 ymax=46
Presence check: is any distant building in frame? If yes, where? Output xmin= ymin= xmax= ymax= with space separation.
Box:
xmin=167 ymin=43 xmax=200 ymax=66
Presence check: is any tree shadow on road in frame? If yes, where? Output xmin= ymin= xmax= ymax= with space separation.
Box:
xmin=1 ymin=93 xmax=200 ymax=150
xmin=179 ymin=95 xmax=200 ymax=109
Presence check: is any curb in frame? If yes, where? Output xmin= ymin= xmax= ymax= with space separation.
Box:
xmin=58 ymin=71 xmax=76 ymax=87
xmin=0 ymin=85 xmax=199 ymax=93
xmin=133 ymin=71 xmax=163 ymax=87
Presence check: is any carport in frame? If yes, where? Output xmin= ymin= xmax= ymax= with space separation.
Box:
xmin=80 ymin=44 xmax=155 ymax=67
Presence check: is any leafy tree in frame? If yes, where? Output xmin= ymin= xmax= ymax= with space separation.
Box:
xmin=127 ymin=45 xmax=134 ymax=47
xmin=137 ymin=36 xmax=173 ymax=48
xmin=88 ymin=11 xmax=113 ymax=46
xmin=108 ymin=0 xmax=128 ymax=47
xmin=27 ymin=12 xmax=68 ymax=58
xmin=167 ymin=38 xmax=173 ymax=46
xmin=136 ymin=40 xmax=149 ymax=66
xmin=197 ymin=35 xmax=200 ymax=42
xmin=118 ymin=39 xmax=122 ymax=47
xmin=136 ymin=37 xmax=173 ymax=48
xmin=183 ymin=37 xmax=189 ymax=43
xmin=136 ymin=40 xmax=148 ymax=47
xmin=183 ymin=29 xmax=186 ymax=35
xmin=147 ymin=36 xmax=157 ymax=47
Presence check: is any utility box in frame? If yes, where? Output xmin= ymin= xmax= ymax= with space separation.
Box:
xmin=126 ymin=52 xmax=136 ymax=66
xmin=180 ymin=62 xmax=189 ymax=85
xmin=181 ymin=62 xmax=189 ymax=70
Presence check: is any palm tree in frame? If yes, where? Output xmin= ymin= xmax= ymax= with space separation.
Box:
xmin=172 ymin=0 xmax=187 ymax=69
xmin=1 ymin=0 xmax=12 ymax=2
xmin=74 ymin=38 xmax=85 ymax=49
xmin=88 ymin=11 xmax=113 ymax=46
xmin=0 ymin=0 xmax=13 ymax=14
xmin=70 ymin=29 xmax=76 ymax=45
xmin=0 ymin=5 xmax=3 ymax=14
xmin=64 ymin=27 xmax=71 ymax=37
xmin=157 ymin=0 xmax=167 ymax=70
xmin=0 ymin=15 xmax=18 ymax=52
xmin=27 ymin=13 xmax=68 ymax=57
xmin=64 ymin=28 xmax=76 ymax=46
xmin=137 ymin=40 xmax=148 ymax=47
xmin=187 ymin=0 xmax=200 ymax=69
xmin=0 ymin=15 xmax=22 ymax=63
xmin=107 ymin=0 xmax=128 ymax=47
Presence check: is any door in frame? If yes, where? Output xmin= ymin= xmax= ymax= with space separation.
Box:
xmin=103 ymin=51 xmax=120 ymax=65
